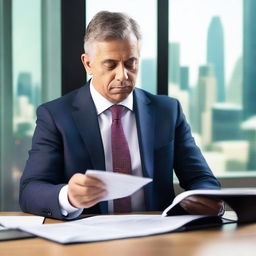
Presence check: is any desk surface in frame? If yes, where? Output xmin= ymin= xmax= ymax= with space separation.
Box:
xmin=1 ymin=212 xmax=256 ymax=256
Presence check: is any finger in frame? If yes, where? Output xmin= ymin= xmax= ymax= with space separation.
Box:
xmin=72 ymin=189 xmax=107 ymax=208
xmin=72 ymin=185 xmax=106 ymax=198
xmin=180 ymin=196 xmax=223 ymax=215
xmin=69 ymin=173 xmax=105 ymax=188
xmin=180 ymin=199 xmax=213 ymax=215
xmin=83 ymin=175 xmax=106 ymax=188
xmin=185 ymin=195 xmax=222 ymax=206
xmin=182 ymin=201 xmax=221 ymax=215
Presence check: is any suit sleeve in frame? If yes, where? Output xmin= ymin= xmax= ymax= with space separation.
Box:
xmin=19 ymin=104 xmax=68 ymax=219
xmin=173 ymin=100 xmax=221 ymax=190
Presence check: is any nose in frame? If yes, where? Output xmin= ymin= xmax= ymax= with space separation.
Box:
xmin=116 ymin=64 xmax=128 ymax=81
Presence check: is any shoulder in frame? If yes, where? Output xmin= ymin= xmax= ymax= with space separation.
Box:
xmin=37 ymin=85 xmax=88 ymax=113
xmin=134 ymin=88 xmax=180 ymax=109
xmin=41 ymin=87 xmax=81 ymax=108
xmin=134 ymin=88 xmax=186 ymax=126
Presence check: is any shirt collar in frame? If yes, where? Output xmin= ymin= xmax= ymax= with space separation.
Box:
xmin=90 ymin=81 xmax=134 ymax=115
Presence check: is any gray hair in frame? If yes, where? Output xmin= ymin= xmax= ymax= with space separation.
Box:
xmin=84 ymin=11 xmax=142 ymax=54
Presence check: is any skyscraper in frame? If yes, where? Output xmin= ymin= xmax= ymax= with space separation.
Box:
xmin=17 ymin=72 xmax=32 ymax=102
xmin=140 ymin=58 xmax=156 ymax=94
xmin=227 ymin=57 xmax=243 ymax=106
xmin=243 ymin=0 xmax=256 ymax=120
xmin=195 ymin=65 xmax=216 ymax=148
xmin=241 ymin=117 xmax=256 ymax=170
xmin=207 ymin=16 xmax=225 ymax=103
xmin=212 ymin=104 xmax=243 ymax=142
xmin=169 ymin=42 xmax=180 ymax=86
xmin=180 ymin=66 xmax=189 ymax=91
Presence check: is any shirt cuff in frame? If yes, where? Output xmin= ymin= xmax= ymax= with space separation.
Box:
xmin=58 ymin=185 xmax=83 ymax=219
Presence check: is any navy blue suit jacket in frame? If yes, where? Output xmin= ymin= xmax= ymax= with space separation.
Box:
xmin=19 ymin=83 xmax=220 ymax=219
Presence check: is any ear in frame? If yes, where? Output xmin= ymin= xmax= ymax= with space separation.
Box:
xmin=81 ymin=53 xmax=93 ymax=75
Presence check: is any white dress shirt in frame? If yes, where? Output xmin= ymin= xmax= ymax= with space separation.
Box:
xmin=59 ymin=82 xmax=145 ymax=218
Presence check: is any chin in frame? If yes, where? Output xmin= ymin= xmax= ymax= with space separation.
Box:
xmin=110 ymin=93 xmax=130 ymax=103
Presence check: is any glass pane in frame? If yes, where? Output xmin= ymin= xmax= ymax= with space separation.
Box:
xmin=168 ymin=0 xmax=255 ymax=176
xmin=11 ymin=0 xmax=42 ymax=210
xmin=0 ymin=0 xmax=61 ymax=210
xmin=86 ymin=0 xmax=157 ymax=94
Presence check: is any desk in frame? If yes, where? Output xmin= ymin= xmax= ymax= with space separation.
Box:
xmin=1 ymin=212 xmax=256 ymax=256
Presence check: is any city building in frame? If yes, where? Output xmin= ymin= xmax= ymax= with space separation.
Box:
xmin=212 ymin=103 xmax=243 ymax=142
xmin=169 ymin=42 xmax=180 ymax=86
xmin=243 ymin=0 xmax=256 ymax=120
xmin=207 ymin=16 xmax=225 ymax=102
xmin=195 ymin=64 xmax=216 ymax=148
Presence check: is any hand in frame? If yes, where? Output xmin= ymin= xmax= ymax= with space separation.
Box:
xmin=67 ymin=173 xmax=107 ymax=209
xmin=179 ymin=195 xmax=224 ymax=216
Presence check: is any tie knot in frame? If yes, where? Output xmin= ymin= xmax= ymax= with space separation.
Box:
xmin=110 ymin=105 xmax=124 ymax=120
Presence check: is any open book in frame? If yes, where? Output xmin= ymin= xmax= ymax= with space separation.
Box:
xmin=162 ymin=188 xmax=256 ymax=223
xmin=18 ymin=188 xmax=256 ymax=244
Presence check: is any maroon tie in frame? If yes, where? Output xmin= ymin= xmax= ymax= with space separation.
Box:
xmin=110 ymin=105 xmax=132 ymax=213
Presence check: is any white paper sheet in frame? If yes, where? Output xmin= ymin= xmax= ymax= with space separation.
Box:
xmin=0 ymin=216 xmax=44 ymax=229
xmin=19 ymin=214 xmax=208 ymax=244
xmin=85 ymin=170 xmax=152 ymax=200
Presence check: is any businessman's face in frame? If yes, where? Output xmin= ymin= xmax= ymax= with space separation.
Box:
xmin=81 ymin=33 xmax=140 ymax=103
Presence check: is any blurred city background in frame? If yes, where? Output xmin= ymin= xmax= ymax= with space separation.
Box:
xmin=1 ymin=0 xmax=255 ymax=211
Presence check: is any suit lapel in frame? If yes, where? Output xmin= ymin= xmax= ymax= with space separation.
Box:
xmin=71 ymin=83 xmax=105 ymax=171
xmin=134 ymin=89 xmax=155 ymax=179
xmin=134 ymin=89 xmax=155 ymax=211
xmin=72 ymin=83 xmax=108 ymax=213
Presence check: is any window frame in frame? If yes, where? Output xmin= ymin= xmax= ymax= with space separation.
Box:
xmin=0 ymin=0 xmax=14 ymax=210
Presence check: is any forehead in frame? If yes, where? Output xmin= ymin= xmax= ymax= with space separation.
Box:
xmin=91 ymin=35 xmax=140 ymax=60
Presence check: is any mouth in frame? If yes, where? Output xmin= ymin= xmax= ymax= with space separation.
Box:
xmin=111 ymin=86 xmax=132 ymax=90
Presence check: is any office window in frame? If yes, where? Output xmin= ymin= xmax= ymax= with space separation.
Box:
xmin=0 ymin=0 xmax=61 ymax=210
xmin=86 ymin=0 xmax=157 ymax=94
xmin=169 ymin=0 xmax=256 ymax=176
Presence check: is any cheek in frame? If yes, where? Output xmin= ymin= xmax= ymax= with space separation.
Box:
xmin=128 ymin=72 xmax=138 ymax=82
xmin=103 ymin=73 xmax=116 ymax=85
xmin=100 ymin=74 xmax=116 ymax=92
xmin=95 ymin=68 xmax=114 ymax=82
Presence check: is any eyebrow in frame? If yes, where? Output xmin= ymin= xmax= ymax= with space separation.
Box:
xmin=125 ymin=57 xmax=138 ymax=62
xmin=102 ymin=59 xmax=117 ymax=65
xmin=102 ymin=57 xmax=138 ymax=64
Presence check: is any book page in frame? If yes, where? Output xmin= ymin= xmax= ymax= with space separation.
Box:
xmin=162 ymin=188 xmax=256 ymax=219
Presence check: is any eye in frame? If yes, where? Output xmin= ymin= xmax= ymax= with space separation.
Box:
xmin=125 ymin=58 xmax=137 ymax=70
xmin=103 ymin=60 xmax=117 ymax=70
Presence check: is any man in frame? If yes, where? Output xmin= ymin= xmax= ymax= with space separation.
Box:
xmin=19 ymin=11 xmax=223 ymax=220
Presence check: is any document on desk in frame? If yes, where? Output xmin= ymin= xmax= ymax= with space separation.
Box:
xmin=0 ymin=216 xmax=44 ymax=229
xmin=0 ymin=216 xmax=44 ymax=241
xmin=85 ymin=170 xmax=152 ymax=200
xmin=19 ymin=214 xmax=219 ymax=244
xmin=19 ymin=188 xmax=256 ymax=244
